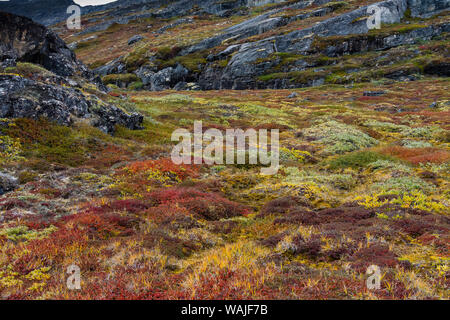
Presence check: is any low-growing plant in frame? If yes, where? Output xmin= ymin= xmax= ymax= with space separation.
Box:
xmin=329 ymin=151 xmax=394 ymax=169
xmin=301 ymin=120 xmax=378 ymax=155
xmin=371 ymin=176 xmax=435 ymax=195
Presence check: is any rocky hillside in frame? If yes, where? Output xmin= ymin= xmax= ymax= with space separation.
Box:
xmin=0 ymin=0 xmax=286 ymax=26
xmin=0 ymin=0 xmax=77 ymax=26
xmin=51 ymin=0 xmax=450 ymax=91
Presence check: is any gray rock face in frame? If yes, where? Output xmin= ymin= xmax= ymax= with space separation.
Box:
xmin=195 ymin=0 xmax=449 ymax=90
xmin=155 ymin=18 xmax=194 ymax=34
xmin=0 ymin=11 xmax=107 ymax=93
xmin=315 ymin=24 xmax=449 ymax=57
xmin=232 ymin=0 xmax=408 ymax=64
xmin=92 ymin=105 xmax=144 ymax=134
xmin=207 ymin=45 xmax=242 ymax=62
xmin=0 ymin=172 xmax=18 ymax=196
xmin=220 ymin=41 xmax=278 ymax=89
xmin=135 ymin=64 xmax=189 ymax=91
xmin=181 ymin=0 xmax=337 ymax=55
xmin=149 ymin=67 xmax=174 ymax=91
xmin=0 ymin=74 xmax=87 ymax=125
xmin=94 ymin=57 xmax=127 ymax=77
xmin=408 ymin=0 xmax=450 ymax=17
xmin=0 ymin=74 xmax=143 ymax=134
xmin=135 ymin=65 xmax=156 ymax=86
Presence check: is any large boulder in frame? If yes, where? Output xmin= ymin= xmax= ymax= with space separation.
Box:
xmin=0 ymin=74 xmax=143 ymax=134
xmin=128 ymin=35 xmax=144 ymax=46
xmin=135 ymin=64 xmax=189 ymax=91
xmin=0 ymin=74 xmax=86 ymax=125
xmin=135 ymin=65 xmax=157 ymax=86
xmin=0 ymin=11 xmax=89 ymax=78
xmin=92 ymin=105 xmax=144 ymax=134
xmin=94 ymin=57 xmax=127 ymax=77
xmin=0 ymin=172 xmax=18 ymax=196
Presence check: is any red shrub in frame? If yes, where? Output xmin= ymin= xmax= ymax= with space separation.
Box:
xmin=350 ymin=244 xmax=399 ymax=272
xmin=259 ymin=196 xmax=303 ymax=217
xmin=86 ymin=199 xmax=150 ymax=215
xmin=55 ymin=200 xmax=145 ymax=240
xmin=393 ymin=218 xmax=447 ymax=237
xmin=381 ymin=146 xmax=450 ymax=164
xmin=147 ymin=187 xmax=249 ymax=220
xmin=274 ymin=206 xmax=375 ymax=225
xmin=123 ymin=158 xmax=199 ymax=181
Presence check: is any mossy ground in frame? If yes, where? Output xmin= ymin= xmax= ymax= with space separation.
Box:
xmin=0 ymin=0 xmax=449 ymax=300
xmin=1 ymin=77 xmax=449 ymax=299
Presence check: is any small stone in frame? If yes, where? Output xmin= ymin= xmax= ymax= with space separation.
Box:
xmin=0 ymin=172 xmax=18 ymax=195
xmin=67 ymin=42 xmax=78 ymax=50
xmin=363 ymin=91 xmax=386 ymax=97
xmin=128 ymin=35 xmax=144 ymax=46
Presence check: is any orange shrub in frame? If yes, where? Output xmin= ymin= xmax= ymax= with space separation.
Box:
xmin=123 ymin=158 xmax=199 ymax=181
xmin=381 ymin=146 xmax=450 ymax=164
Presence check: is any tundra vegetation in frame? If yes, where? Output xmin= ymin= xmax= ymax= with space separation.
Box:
xmin=0 ymin=0 xmax=449 ymax=299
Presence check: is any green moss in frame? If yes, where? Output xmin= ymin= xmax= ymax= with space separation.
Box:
xmin=129 ymin=81 xmax=144 ymax=90
xmin=159 ymin=50 xmax=208 ymax=73
xmin=0 ymin=134 xmax=23 ymax=165
xmin=4 ymin=119 xmax=99 ymax=167
xmin=155 ymin=46 xmax=182 ymax=60
xmin=75 ymin=38 xmax=100 ymax=51
xmin=102 ymin=73 xmax=139 ymax=86
xmin=282 ymin=167 xmax=357 ymax=190
xmin=18 ymin=170 xmax=38 ymax=184
xmin=275 ymin=52 xmax=305 ymax=65
xmin=4 ymin=62 xmax=52 ymax=77
xmin=114 ymin=119 xmax=173 ymax=144
xmin=0 ymin=225 xmax=57 ymax=242
xmin=327 ymin=1 xmax=349 ymax=10
xmin=258 ymin=68 xmax=328 ymax=84
xmin=404 ymin=8 xmax=412 ymax=19
xmin=213 ymin=58 xmax=230 ymax=68
xmin=329 ymin=151 xmax=395 ymax=169
xmin=364 ymin=120 xmax=442 ymax=138
xmin=123 ymin=44 xmax=152 ymax=71
xmin=371 ymin=176 xmax=435 ymax=195
xmin=368 ymin=160 xmax=412 ymax=173
xmin=302 ymin=120 xmax=379 ymax=155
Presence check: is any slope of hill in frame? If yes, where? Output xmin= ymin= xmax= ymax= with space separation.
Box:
xmin=0 ymin=0 xmax=77 ymax=26
xmin=0 ymin=0 xmax=449 ymax=300
xmin=56 ymin=0 xmax=450 ymax=91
